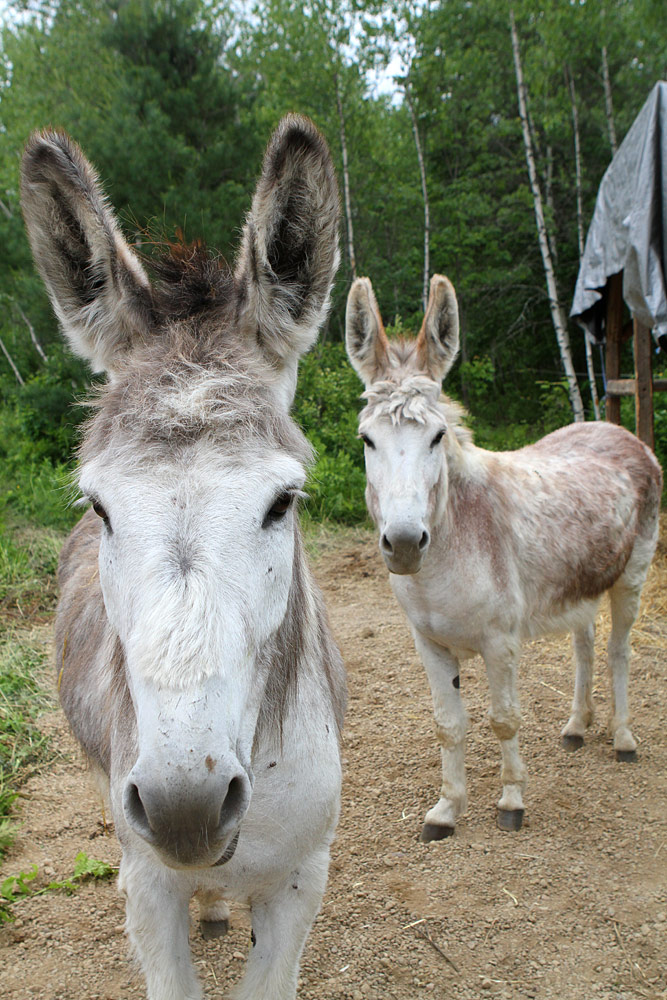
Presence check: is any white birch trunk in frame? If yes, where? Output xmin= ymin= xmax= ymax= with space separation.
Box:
xmin=601 ymin=44 xmax=618 ymax=156
xmin=510 ymin=9 xmax=584 ymax=422
xmin=335 ymin=73 xmax=357 ymax=280
xmin=0 ymin=335 xmax=25 ymax=386
xmin=16 ymin=303 xmax=48 ymax=363
xmin=566 ymin=66 xmax=600 ymax=419
xmin=406 ymin=86 xmax=430 ymax=313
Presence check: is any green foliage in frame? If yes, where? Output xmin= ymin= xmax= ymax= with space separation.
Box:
xmin=294 ymin=342 xmax=369 ymax=524
xmin=0 ymin=851 xmax=116 ymax=922
xmin=0 ymin=0 xmax=665 ymax=522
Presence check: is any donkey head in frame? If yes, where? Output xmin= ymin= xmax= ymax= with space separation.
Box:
xmin=22 ymin=116 xmax=339 ymax=867
xmin=346 ymin=275 xmax=459 ymax=574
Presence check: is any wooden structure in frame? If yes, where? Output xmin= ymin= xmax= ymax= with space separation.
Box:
xmin=570 ymin=83 xmax=667 ymax=452
xmin=604 ymin=272 xmax=667 ymax=451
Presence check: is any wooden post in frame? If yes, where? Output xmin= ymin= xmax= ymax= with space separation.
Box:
xmin=605 ymin=272 xmax=623 ymax=424
xmin=633 ymin=317 xmax=654 ymax=449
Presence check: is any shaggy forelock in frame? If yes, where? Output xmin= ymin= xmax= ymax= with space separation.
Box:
xmin=359 ymin=338 xmax=472 ymax=445
xmin=79 ymin=331 xmax=313 ymax=467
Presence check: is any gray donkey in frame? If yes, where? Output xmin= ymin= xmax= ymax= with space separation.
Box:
xmin=21 ymin=116 xmax=346 ymax=1000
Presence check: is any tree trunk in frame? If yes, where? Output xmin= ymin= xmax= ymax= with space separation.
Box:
xmin=566 ymin=65 xmax=600 ymax=419
xmin=0 ymin=335 xmax=25 ymax=386
xmin=334 ymin=72 xmax=357 ymax=280
xmin=16 ymin=303 xmax=48 ymax=363
xmin=510 ymin=9 xmax=584 ymax=422
xmin=601 ymin=44 xmax=618 ymax=156
xmin=406 ymin=86 xmax=430 ymax=313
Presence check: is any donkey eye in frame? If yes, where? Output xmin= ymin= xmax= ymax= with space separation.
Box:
xmin=263 ymin=491 xmax=294 ymax=526
xmin=92 ymin=499 xmax=108 ymax=520
xmin=361 ymin=434 xmax=375 ymax=449
xmin=430 ymin=429 xmax=446 ymax=448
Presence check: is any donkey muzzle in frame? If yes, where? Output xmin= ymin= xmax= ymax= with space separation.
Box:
xmin=122 ymin=757 xmax=251 ymax=868
xmin=380 ymin=523 xmax=430 ymax=574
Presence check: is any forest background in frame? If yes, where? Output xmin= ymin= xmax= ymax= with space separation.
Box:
xmin=0 ymin=0 xmax=666 ymax=533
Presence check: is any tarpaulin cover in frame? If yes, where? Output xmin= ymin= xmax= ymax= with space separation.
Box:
xmin=570 ymin=81 xmax=667 ymax=351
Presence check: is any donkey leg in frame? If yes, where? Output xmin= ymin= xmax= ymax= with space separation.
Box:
xmin=196 ymin=887 xmax=230 ymax=939
xmin=413 ymin=632 xmax=468 ymax=841
xmin=119 ymin=850 xmax=202 ymax=1000
xmin=561 ymin=623 xmax=595 ymax=750
xmin=484 ymin=647 xmax=526 ymax=831
xmin=230 ymin=847 xmax=330 ymax=1000
xmin=607 ymin=577 xmax=643 ymax=762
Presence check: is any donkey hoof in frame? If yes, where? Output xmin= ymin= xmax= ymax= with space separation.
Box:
xmin=561 ymin=733 xmax=584 ymax=751
xmin=615 ymin=749 xmax=637 ymax=763
xmin=200 ymin=918 xmax=229 ymax=940
xmin=420 ymin=823 xmax=455 ymax=843
xmin=496 ymin=808 xmax=524 ymax=832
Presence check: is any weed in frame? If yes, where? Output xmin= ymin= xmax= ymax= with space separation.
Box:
xmin=0 ymin=851 xmax=116 ymax=922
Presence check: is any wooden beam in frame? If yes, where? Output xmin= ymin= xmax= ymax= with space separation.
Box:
xmin=607 ymin=378 xmax=667 ymax=396
xmin=605 ymin=272 xmax=623 ymax=423
xmin=634 ymin=317 xmax=654 ymax=450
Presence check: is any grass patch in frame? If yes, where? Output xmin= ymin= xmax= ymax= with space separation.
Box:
xmin=0 ymin=625 xmax=56 ymax=857
xmin=0 ymin=519 xmax=65 ymax=858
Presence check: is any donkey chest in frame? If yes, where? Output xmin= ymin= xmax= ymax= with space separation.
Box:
xmin=390 ymin=566 xmax=503 ymax=655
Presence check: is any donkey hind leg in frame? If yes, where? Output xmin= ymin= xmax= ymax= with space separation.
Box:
xmin=196 ymin=887 xmax=230 ymax=939
xmin=484 ymin=645 xmax=526 ymax=832
xmin=561 ymin=623 xmax=595 ymax=750
xmin=119 ymin=852 xmax=202 ymax=1000
xmin=230 ymin=847 xmax=330 ymax=1000
xmin=607 ymin=570 xmax=646 ymax=762
xmin=412 ymin=631 xmax=468 ymax=841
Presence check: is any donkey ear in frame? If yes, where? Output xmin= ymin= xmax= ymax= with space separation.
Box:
xmin=416 ymin=275 xmax=460 ymax=382
xmin=345 ymin=277 xmax=390 ymax=386
xmin=20 ymin=130 xmax=153 ymax=374
xmin=236 ymin=115 xmax=340 ymax=397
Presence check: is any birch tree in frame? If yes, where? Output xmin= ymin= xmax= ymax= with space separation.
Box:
xmin=405 ymin=83 xmax=430 ymax=313
xmin=565 ymin=64 xmax=600 ymax=419
xmin=510 ymin=7 xmax=584 ymax=422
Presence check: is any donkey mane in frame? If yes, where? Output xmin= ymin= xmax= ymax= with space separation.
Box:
xmin=149 ymin=237 xmax=237 ymax=321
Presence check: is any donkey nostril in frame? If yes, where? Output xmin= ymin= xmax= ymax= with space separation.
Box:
xmin=217 ymin=775 xmax=246 ymax=831
xmin=381 ymin=534 xmax=393 ymax=554
xmin=124 ymin=782 xmax=154 ymax=839
xmin=419 ymin=531 xmax=430 ymax=551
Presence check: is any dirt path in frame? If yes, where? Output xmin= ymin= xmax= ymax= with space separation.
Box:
xmin=1 ymin=526 xmax=665 ymax=1000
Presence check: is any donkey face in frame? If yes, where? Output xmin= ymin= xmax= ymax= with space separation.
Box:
xmin=346 ymin=276 xmax=459 ymax=575
xmin=22 ymin=117 xmax=339 ymax=868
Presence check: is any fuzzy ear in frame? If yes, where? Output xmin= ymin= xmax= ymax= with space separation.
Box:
xmin=20 ymin=130 xmax=153 ymax=374
xmin=416 ymin=275 xmax=460 ymax=382
xmin=345 ymin=277 xmax=390 ymax=386
xmin=236 ymin=114 xmax=340 ymax=399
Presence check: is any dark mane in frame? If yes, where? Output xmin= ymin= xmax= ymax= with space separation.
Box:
xmin=147 ymin=235 xmax=238 ymax=320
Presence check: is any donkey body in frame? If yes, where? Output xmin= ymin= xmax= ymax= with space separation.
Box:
xmin=22 ymin=117 xmax=346 ymax=1000
xmin=346 ymin=274 xmax=661 ymax=841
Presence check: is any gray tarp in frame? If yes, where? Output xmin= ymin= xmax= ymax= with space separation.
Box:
xmin=570 ymin=80 xmax=667 ymax=351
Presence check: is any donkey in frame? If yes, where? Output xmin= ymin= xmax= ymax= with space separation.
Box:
xmin=345 ymin=274 xmax=661 ymax=841
xmin=21 ymin=115 xmax=346 ymax=1000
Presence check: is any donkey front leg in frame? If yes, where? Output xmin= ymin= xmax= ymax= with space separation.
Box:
xmin=561 ymin=623 xmax=596 ymax=750
xmin=413 ymin=631 xmax=468 ymax=841
xmin=483 ymin=643 xmax=527 ymax=832
xmin=230 ymin=848 xmax=331 ymax=1000
xmin=119 ymin=850 xmax=202 ymax=1000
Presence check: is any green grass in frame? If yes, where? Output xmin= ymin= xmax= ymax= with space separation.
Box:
xmin=0 ymin=520 xmax=65 ymax=858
